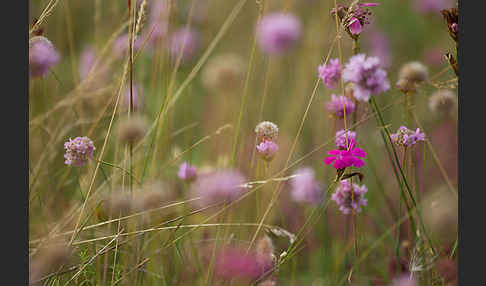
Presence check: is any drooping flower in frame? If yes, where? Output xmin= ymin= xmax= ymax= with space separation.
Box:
xmin=256 ymin=140 xmax=279 ymax=162
xmin=390 ymin=126 xmax=425 ymax=147
xmin=290 ymin=167 xmax=323 ymax=204
xmin=255 ymin=121 xmax=279 ymax=143
xmin=178 ymin=162 xmax=197 ymax=182
xmin=214 ymin=247 xmax=269 ymax=281
xmin=169 ymin=27 xmax=199 ymax=63
xmin=331 ymin=179 xmax=368 ymax=215
xmin=342 ymin=53 xmax=390 ymax=101
xmin=326 ymin=94 xmax=356 ymax=118
xmin=331 ymin=2 xmax=379 ymax=37
xmin=348 ymin=17 xmax=363 ymax=35
xmin=318 ymin=58 xmax=342 ymax=89
xmin=64 ymin=136 xmax=96 ymax=167
xmin=335 ymin=129 xmax=357 ymax=150
xmin=324 ymin=139 xmax=366 ymax=170
xmin=29 ymin=36 xmax=60 ymax=78
xmin=190 ymin=169 xmax=247 ymax=207
xmin=256 ymin=13 xmax=302 ymax=55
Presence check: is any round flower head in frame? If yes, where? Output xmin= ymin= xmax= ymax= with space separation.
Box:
xmin=117 ymin=115 xmax=147 ymax=144
xmin=214 ymin=247 xmax=269 ymax=281
xmin=256 ymin=140 xmax=279 ymax=162
xmin=398 ymin=61 xmax=428 ymax=85
xmin=29 ymin=36 xmax=60 ymax=78
xmin=428 ymin=89 xmax=457 ymax=115
xmin=201 ymin=53 xmax=246 ymax=92
xmin=326 ymin=94 xmax=356 ymax=118
xmin=324 ymin=139 xmax=366 ymax=170
xmin=391 ymin=274 xmax=417 ymax=286
xmin=169 ymin=28 xmax=199 ymax=63
xmin=64 ymin=136 xmax=96 ymax=166
xmin=335 ymin=129 xmax=357 ymax=150
xmin=318 ymin=58 xmax=342 ymax=89
xmin=342 ymin=53 xmax=390 ymax=101
xmin=256 ymin=13 xmax=302 ymax=55
xmin=331 ymin=179 xmax=368 ymax=215
xmin=178 ymin=162 xmax=197 ymax=182
xmin=190 ymin=169 xmax=247 ymax=207
xmin=290 ymin=167 xmax=323 ymax=204
xmin=390 ymin=126 xmax=425 ymax=147
xmin=255 ymin=121 xmax=279 ymax=142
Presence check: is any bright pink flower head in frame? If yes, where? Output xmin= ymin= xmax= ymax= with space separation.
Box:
xmin=348 ymin=17 xmax=363 ymax=35
xmin=331 ymin=179 xmax=368 ymax=215
xmin=256 ymin=140 xmax=279 ymax=162
xmin=324 ymin=139 xmax=366 ymax=170
xmin=178 ymin=162 xmax=197 ymax=182
xmin=318 ymin=58 xmax=342 ymax=89
xmin=326 ymin=94 xmax=356 ymax=118
xmin=214 ymin=247 xmax=271 ymax=281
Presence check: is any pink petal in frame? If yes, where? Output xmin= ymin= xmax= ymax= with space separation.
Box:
xmin=328 ymin=150 xmax=340 ymax=155
xmin=324 ymin=157 xmax=336 ymax=165
xmin=352 ymin=158 xmax=365 ymax=168
xmin=352 ymin=147 xmax=367 ymax=157
xmin=348 ymin=18 xmax=362 ymax=35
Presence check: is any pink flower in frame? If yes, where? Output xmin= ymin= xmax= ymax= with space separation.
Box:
xmin=326 ymin=94 xmax=356 ymax=118
xmin=331 ymin=180 xmax=368 ymax=215
xmin=256 ymin=140 xmax=279 ymax=162
xmin=324 ymin=139 xmax=366 ymax=170
xmin=214 ymin=247 xmax=270 ymax=281
xmin=178 ymin=162 xmax=197 ymax=181
xmin=190 ymin=170 xmax=247 ymax=207
xmin=290 ymin=168 xmax=323 ymax=204
xmin=318 ymin=58 xmax=342 ymax=89
xmin=348 ymin=17 xmax=363 ymax=35
xmin=256 ymin=13 xmax=302 ymax=55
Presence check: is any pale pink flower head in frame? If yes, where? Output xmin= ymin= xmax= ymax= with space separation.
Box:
xmin=318 ymin=58 xmax=342 ymax=89
xmin=29 ymin=36 xmax=60 ymax=78
xmin=390 ymin=126 xmax=425 ymax=147
xmin=169 ymin=27 xmax=200 ymax=63
xmin=178 ymin=162 xmax=197 ymax=182
xmin=324 ymin=139 xmax=366 ymax=170
xmin=363 ymin=26 xmax=392 ymax=68
xmin=331 ymin=179 xmax=368 ymax=215
xmin=326 ymin=94 xmax=356 ymax=118
xmin=214 ymin=247 xmax=270 ymax=281
xmin=290 ymin=167 xmax=323 ymax=204
xmin=256 ymin=13 xmax=302 ymax=55
xmin=391 ymin=274 xmax=417 ymax=286
xmin=335 ymin=129 xmax=357 ymax=150
xmin=190 ymin=169 xmax=247 ymax=207
xmin=64 ymin=136 xmax=96 ymax=167
xmin=342 ymin=53 xmax=390 ymax=101
xmin=78 ymin=46 xmax=96 ymax=81
xmin=256 ymin=140 xmax=279 ymax=162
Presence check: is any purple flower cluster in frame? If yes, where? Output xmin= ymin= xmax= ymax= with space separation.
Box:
xmin=318 ymin=58 xmax=342 ymax=89
xmin=214 ymin=247 xmax=270 ymax=281
xmin=335 ymin=129 xmax=357 ymax=150
xmin=190 ymin=170 xmax=246 ymax=207
xmin=256 ymin=13 xmax=302 ymax=55
xmin=169 ymin=28 xmax=199 ymax=63
xmin=256 ymin=140 xmax=279 ymax=162
xmin=178 ymin=162 xmax=197 ymax=182
xmin=64 ymin=137 xmax=96 ymax=167
xmin=390 ymin=126 xmax=425 ymax=147
xmin=342 ymin=54 xmax=390 ymax=101
xmin=290 ymin=168 xmax=323 ymax=204
xmin=331 ymin=179 xmax=368 ymax=215
xmin=326 ymin=94 xmax=356 ymax=118
xmin=29 ymin=36 xmax=60 ymax=78
xmin=324 ymin=139 xmax=366 ymax=170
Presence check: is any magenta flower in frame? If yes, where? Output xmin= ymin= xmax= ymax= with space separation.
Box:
xmin=326 ymin=94 xmax=356 ymax=118
xmin=29 ymin=36 xmax=60 ymax=78
xmin=256 ymin=140 xmax=279 ymax=162
xmin=331 ymin=179 xmax=368 ymax=215
xmin=169 ymin=28 xmax=199 ymax=63
xmin=335 ymin=129 xmax=356 ymax=150
xmin=318 ymin=58 xmax=342 ymax=89
xmin=64 ymin=137 xmax=96 ymax=167
xmin=324 ymin=139 xmax=366 ymax=170
xmin=178 ymin=162 xmax=197 ymax=182
xmin=190 ymin=170 xmax=247 ymax=207
xmin=256 ymin=13 xmax=302 ymax=55
xmin=342 ymin=53 xmax=390 ymax=101
xmin=348 ymin=17 xmax=363 ymax=35
xmin=390 ymin=126 xmax=425 ymax=147
xmin=290 ymin=168 xmax=323 ymax=204
xmin=214 ymin=247 xmax=269 ymax=281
